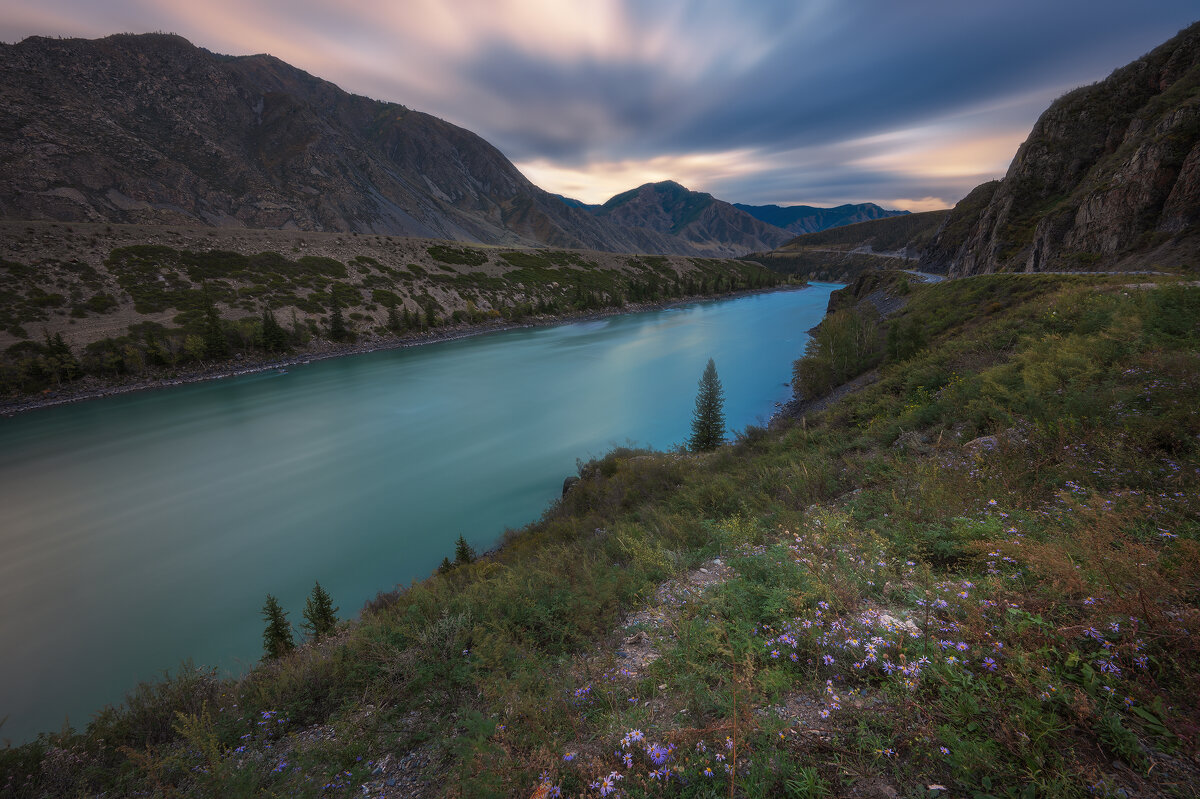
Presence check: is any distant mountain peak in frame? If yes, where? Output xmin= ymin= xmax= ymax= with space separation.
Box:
xmin=733 ymin=202 xmax=909 ymax=235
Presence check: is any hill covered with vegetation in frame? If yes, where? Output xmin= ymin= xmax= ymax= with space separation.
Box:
xmin=0 ymin=221 xmax=779 ymax=406
xmin=743 ymin=211 xmax=949 ymax=281
xmin=3 ymin=270 xmax=1196 ymax=797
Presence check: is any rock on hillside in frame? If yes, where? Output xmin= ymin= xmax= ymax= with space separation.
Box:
xmin=0 ymin=34 xmax=711 ymax=256
xmin=919 ymin=21 xmax=1200 ymax=276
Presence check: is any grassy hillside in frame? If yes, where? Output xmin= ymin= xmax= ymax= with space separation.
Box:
xmin=0 ymin=222 xmax=779 ymax=402
xmin=2 ymin=273 xmax=1197 ymax=798
xmin=775 ymin=211 xmax=950 ymax=252
xmin=745 ymin=212 xmax=950 ymax=281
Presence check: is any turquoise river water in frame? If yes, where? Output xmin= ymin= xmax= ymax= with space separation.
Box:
xmin=0 ymin=284 xmax=839 ymax=743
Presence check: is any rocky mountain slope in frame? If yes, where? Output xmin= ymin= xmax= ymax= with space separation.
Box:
xmin=590 ymin=181 xmax=795 ymax=257
xmin=733 ymin=201 xmax=908 ymax=235
xmin=919 ymin=20 xmax=1200 ymax=276
xmin=0 ymin=34 xmax=735 ymax=256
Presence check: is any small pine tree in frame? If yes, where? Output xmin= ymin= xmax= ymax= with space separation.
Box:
xmin=202 ymin=286 xmax=230 ymax=359
xmin=261 ymin=594 xmax=294 ymax=660
xmin=387 ymin=305 xmax=402 ymax=333
xmin=688 ymin=358 xmax=726 ymax=452
xmin=261 ymin=308 xmax=288 ymax=352
xmin=437 ymin=556 xmax=454 ymax=575
xmin=43 ymin=331 xmax=81 ymax=382
xmin=329 ymin=291 xmax=348 ymax=342
xmin=454 ymin=535 xmax=476 ymax=566
xmin=300 ymin=581 xmax=339 ymax=641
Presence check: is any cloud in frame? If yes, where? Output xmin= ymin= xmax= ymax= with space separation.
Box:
xmin=516 ymin=148 xmax=776 ymax=205
xmin=1 ymin=0 xmax=1196 ymax=208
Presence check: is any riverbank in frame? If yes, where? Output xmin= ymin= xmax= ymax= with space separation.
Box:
xmin=4 ymin=274 xmax=1194 ymax=797
xmin=0 ymin=284 xmax=807 ymax=417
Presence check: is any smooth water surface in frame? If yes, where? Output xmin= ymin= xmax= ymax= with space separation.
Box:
xmin=0 ymin=285 xmax=838 ymax=742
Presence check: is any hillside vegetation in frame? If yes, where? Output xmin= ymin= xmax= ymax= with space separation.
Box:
xmin=3 ymin=272 xmax=1196 ymax=798
xmin=744 ymin=212 xmax=949 ymax=281
xmin=0 ymin=221 xmax=779 ymax=402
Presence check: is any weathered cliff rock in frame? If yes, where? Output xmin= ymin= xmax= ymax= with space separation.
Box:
xmin=919 ymin=21 xmax=1200 ymax=276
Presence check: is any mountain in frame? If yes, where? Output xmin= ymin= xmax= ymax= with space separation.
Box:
xmin=743 ymin=211 xmax=949 ymax=281
xmin=733 ymin=202 xmax=909 ymax=235
xmin=590 ymin=181 xmax=794 ymax=257
xmin=0 ymin=33 xmax=722 ymax=256
xmin=919 ymin=21 xmax=1200 ymax=276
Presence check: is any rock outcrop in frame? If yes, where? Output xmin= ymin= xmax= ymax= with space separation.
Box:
xmin=919 ymin=21 xmax=1200 ymax=276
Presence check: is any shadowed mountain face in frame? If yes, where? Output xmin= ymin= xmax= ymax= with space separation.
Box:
xmin=919 ymin=20 xmax=1200 ymax=275
xmin=0 ymin=33 xmax=926 ymax=258
xmin=0 ymin=34 xmax=731 ymax=255
xmin=591 ymin=181 xmax=795 ymax=257
xmin=733 ymin=202 xmax=909 ymax=235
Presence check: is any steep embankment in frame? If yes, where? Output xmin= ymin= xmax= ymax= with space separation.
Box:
xmin=3 ymin=272 xmax=1195 ymax=798
xmin=919 ymin=21 xmax=1200 ymax=275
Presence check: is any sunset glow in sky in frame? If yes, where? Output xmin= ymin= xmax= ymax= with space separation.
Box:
xmin=3 ymin=1 xmax=1196 ymax=210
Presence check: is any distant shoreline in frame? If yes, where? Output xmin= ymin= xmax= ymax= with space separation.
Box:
xmin=0 ymin=284 xmax=810 ymax=417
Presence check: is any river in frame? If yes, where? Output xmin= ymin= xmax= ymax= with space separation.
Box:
xmin=0 ymin=284 xmax=839 ymax=743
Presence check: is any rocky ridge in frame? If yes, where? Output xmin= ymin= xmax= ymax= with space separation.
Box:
xmin=0 ymin=34 xmax=725 ymax=256
xmin=919 ymin=20 xmax=1200 ymax=276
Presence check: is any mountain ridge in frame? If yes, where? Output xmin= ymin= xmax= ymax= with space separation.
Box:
xmin=733 ymin=201 xmax=909 ymax=234
xmin=0 ymin=34 xmax=721 ymax=256
xmin=590 ymin=180 xmax=795 ymax=256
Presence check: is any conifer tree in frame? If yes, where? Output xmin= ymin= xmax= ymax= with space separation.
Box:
xmin=201 ymin=285 xmax=230 ymax=359
xmin=454 ymin=534 xmax=476 ymax=566
xmin=261 ymin=594 xmax=295 ymax=660
xmin=437 ymin=556 xmax=454 ymax=575
xmin=43 ymin=331 xmax=81 ymax=382
xmin=688 ymin=358 xmax=726 ymax=452
xmin=261 ymin=307 xmax=288 ymax=352
xmin=329 ymin=290 xmax=348 ymax=342
xmin=300 ymin=581 xmax=339 ymax=641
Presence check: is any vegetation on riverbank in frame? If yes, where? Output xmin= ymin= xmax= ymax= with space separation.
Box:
xmin=0 ymin=226 xmax=781 ymax=402
xmin=2 ymin=272 xmax=1198 ymax=798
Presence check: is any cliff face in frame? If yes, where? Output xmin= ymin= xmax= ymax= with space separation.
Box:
xmin=0 ymin=34 xmax=715 ymax=255
xmin=920 ymin=21 xmax=1200 ymax=276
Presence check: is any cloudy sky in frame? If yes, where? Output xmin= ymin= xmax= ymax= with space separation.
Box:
xmin=2 ymin=1 xmax=1197 ymax=210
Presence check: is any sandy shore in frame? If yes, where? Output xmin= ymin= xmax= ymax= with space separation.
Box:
xmin=1 ymin=286 xmax=805 ymax=417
